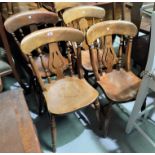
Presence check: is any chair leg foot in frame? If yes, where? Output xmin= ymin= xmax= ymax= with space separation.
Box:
xmin=50 ymin=113 xmax=56 ymax=152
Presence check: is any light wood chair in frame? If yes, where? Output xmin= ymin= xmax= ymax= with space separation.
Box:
xmin=63 ymin=6 xmax=105 ymax=75
xmin=86 ymin=20 xmax=141 ymax=136
xmin=20 ymin=27 xmax=99 ymax=152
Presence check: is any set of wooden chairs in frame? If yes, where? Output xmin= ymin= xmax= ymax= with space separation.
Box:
xmin=4 ymin=3 xmax=141 ymax=152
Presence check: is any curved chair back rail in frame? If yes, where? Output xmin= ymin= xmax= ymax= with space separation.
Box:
xmin=21 ymin=27 xmax=84 ymax=55
xmin=4 ymin=10 xmax=59 ymax=33
xmin=54 ymin=2 xmax=81 ymax=13
xmin=87 ymin=20 xmax=138 ymax=45
xmin=63 ymin=5 xmax=106 ymax=24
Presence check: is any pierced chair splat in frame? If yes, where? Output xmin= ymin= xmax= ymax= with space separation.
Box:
xmin=20 ymin=27 xmax=99 ymax=152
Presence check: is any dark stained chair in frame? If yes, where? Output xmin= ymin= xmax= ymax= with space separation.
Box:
xmin=4 ymin=9 xmax=61 ymax=114
xmin=4 ymin=9 xmax=61 ymax=81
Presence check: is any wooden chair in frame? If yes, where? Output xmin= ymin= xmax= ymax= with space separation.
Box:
xmin=20 ymin=27 xmax=99 ymax=152
xmin=86 ymin=20 xmax=141 ymax=136
xmin=4 ymin=9 xmax=58 ymax=77
xmin=4 ymin=9 xmax=60 ymax=84
xmin=4 ymin=9 xmax=61 ymax=114
xmin=63 ymin=6 xmax=105 ymax=75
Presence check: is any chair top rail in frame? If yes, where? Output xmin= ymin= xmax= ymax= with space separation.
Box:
xmin=4 ymin=9 xmax=59 ymax=33
xmin=21 ymin=27 xmax=84 ymax=55
xmin=87 ymin=20 xmax=137 ymax=45
xmin=63 ymin=5 xmax=105 ymax=24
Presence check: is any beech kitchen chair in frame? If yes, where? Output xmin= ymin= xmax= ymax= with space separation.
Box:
xmin=20 ymin=27 xmax=99 ymax=152
xmin=63 ymin=6 xmax=105 ymax=76
xmin=86 ymin=20 xmax=141 ymax=135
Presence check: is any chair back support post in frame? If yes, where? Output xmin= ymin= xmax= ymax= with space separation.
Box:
xmin=77 ymin=43 xmax=84 ymax=79
xmin=29 ymin=55 xmax=46 ymax=91
xmin=89 ymin=44 xmax=100 ymax=81
xmin=125 ymin=36 xmax=133 ymax=71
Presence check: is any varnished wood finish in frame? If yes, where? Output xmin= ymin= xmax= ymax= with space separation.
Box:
xmin=49 ymin=43 xmax=68 ymax=79
xmin=4 ymin=9 xmax=58 ymax=33
xmin=81 ymin=49 xmax=102 ymax=71
xmin=20 ymin=27 xmax=99 ymax=152
xmin=0 ymin=77 xmax=2 ymax=92
xmin=87 ymin=20 xmax=139 ymax=100
xmin=6 ymin=3 xmax=14 ymax=16
xmin=98 ymin=69 xmax=140 ymax=102
xmin=63 ymin=6 xmax=105 ymax=25
xmin=87 ymin=20 xmax=137 ymax=45
xmin=63 ymin=6 xmax=105 ymax=72
xmin=50 ymin=114 xmax=56 ymax=152
xmin=44 ymin=77 xmax=98 ymax=114
xmin=0 ymin=89 xmax=41 ymax=152
xmin=0 ymin=12 xmax=30 ymax=90
xmin=4 ymin=10 xmax=60 ymax=79
xmin=87 ymin=20 xmax=141 ymax=136
xmin=21 ymin=27 xmax=84 ymax=55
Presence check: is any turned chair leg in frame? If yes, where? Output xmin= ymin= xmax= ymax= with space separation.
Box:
xmin=94 ymin=99 xmax=101 ymax=126
xmin=100 ymin=102 xmax=112 ymax=137
xmin=0 ymin=77 xmax=3 ymax=92
xmin=50 ymin=113 xmax=56 ymax=152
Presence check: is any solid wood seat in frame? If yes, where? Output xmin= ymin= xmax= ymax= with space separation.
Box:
xmin=98 ymin=69 xmax=140 ymax=102
xmin=20 ymin=27 xmax=99 ymax=152
xmin=44 ymin=76 xmax=98 ymax=114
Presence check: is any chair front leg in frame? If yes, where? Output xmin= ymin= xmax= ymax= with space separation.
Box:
xmin=94 ymin=98 xmax=101 ymax=125
xmin=100 ymin=102 xmax=112 ymax=137
xmin=0 ymin=77 xmax=2 ymax=92
xmin=50 ymin=113 xmax=56 ymax=152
